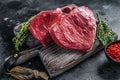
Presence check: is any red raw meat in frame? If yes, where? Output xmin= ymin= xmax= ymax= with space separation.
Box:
xmin=29 ymin=9 xmax=62 ymax=46
xmin=28 ymin=5 xmax=75 ymax=46
xmin=49 ymin=6 xmax=96 ymax=51
xmin=29 ymin=5 xmax=96 ymax=51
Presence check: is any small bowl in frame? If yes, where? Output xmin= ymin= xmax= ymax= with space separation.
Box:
xmin=105 ymin=40 xmax=120 ymax=65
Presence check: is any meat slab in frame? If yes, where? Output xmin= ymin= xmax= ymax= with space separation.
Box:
xmin=50 ymin=6 xmax=96 ymax=51
xmin=29 ymin=6 xmax=96 ymax=51
xmin=29 ymin=10 xmax=62 ymax=46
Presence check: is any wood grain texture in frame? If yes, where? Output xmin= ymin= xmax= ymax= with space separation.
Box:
xmin=38 ymin=39 xmax=103 ymax=77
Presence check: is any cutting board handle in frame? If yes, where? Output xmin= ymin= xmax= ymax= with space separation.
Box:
xmin=4 ymin=46 xmax=41 ymax=71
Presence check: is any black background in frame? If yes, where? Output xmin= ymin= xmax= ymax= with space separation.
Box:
xmin=0 ymin=0 xmax=120 ymax=80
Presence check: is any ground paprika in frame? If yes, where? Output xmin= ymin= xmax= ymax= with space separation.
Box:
xmin=106 ymin=41 xmax=120 ymax=62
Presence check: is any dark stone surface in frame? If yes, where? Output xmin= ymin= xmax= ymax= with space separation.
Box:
xmin=0 ymin=0 xmax=120 ymax=80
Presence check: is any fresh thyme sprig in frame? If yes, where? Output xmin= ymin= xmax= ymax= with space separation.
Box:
xmin=12 ymin=16 xmax=34 ymax=51
xmin=96 ymin=14 xmax=115 ymax=46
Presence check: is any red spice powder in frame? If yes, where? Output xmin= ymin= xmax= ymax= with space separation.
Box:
xmin=106 ymin=41 xmax=120 ymax=62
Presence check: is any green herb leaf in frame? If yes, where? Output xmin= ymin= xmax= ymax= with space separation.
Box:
xmin=96 ymin=14 xmax=115 ymax=46
xmin=12 ymin=16 xmax=34 ymax=51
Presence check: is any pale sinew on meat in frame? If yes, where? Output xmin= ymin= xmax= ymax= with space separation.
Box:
xmin=49 ymin=6 xmax=96 ymax=51
xmin=29 ymin=6 xmax=96 ymax=51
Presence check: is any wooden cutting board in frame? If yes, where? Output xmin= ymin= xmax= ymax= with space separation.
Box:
xmin=38 ymin=35 xmax=118 ymax=78
xmin=38 ymin=39 xmax=102 ymax=78
xmin=12 ymin=33 xmax=117 ymax=78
